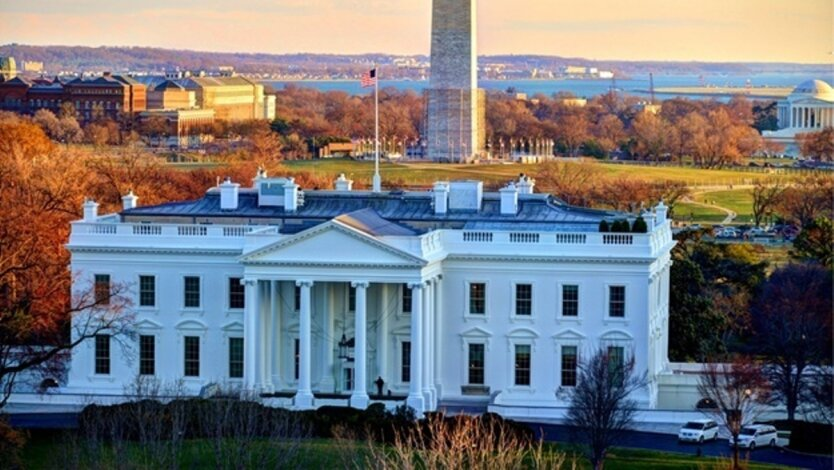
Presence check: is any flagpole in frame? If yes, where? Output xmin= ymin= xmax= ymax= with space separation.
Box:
xmin=372 ymin=65 xmax=382 ymax=193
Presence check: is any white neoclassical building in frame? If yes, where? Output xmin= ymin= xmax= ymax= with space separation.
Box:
xmin=65 ymin=172 xmax=676 ymax=416
xmin=764 ymin=79 xmax=834 ymax=156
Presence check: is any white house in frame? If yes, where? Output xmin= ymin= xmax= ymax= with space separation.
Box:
xmin=66 ymin=171 xmax=676 ymax=416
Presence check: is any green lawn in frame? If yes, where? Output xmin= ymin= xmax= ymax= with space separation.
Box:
xmin=281 ymin=158 xmax=795 ymax=187
xmin=673 ymin=202 xmax=729 ymax=224
xmin=21 ymin=434 xmax=794 ymax=470
xmin=693 ymin=189 xmax=756 ymax=224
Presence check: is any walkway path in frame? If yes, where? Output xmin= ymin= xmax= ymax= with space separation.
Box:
xmin=681 ymin=195 xmax=737 ymax=224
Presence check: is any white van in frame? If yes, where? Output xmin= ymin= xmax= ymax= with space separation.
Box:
xmin=678 ymin=419 xmax=720 ymax=443
xmin=729 ymin=424 xmax=778 ymax=449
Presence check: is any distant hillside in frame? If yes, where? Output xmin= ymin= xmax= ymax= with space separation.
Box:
xmin=0 ymin=44 xmax=830 ymax=76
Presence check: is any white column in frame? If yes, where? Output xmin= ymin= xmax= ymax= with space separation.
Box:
xmin=433 ymin=275 xmax=443 ymax=408
xmin=406 ymin=282 xmax=425 ymax=414
xmin=262 ymin=281 xmax=274 ymax=392
xmin=271 ymin=281 xmax=281 ymax=391
xmin=351 ymin=281 xmax=370 ymax=408
xmin=376 ymin=284 xmax=389 ymax=394
xmin=243 ymin=279 xmax=259 ymax=392
xmin=423 ymin=280 xmax=434 ymax=409
xmin=294 ymin=280 xmax=314 ymax=409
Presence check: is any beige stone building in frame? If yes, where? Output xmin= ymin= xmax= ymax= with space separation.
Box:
xmin=147 ymin=80 xmax=196 ymax=110
xmin=181 ymin=76 xmax=270 ymax=121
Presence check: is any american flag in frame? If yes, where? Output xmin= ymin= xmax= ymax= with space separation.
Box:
xmin=361 ymin=68 xmax=377 ymax=88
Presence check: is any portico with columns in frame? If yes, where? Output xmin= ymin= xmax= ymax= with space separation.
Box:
xmin=238 ymin=219 xmax=443 ymax=412
xmin=765 ymin=79 xmax=834 ymax=156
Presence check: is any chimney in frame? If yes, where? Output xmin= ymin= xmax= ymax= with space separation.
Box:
xmin=433 ymin=181 xmax=449 ymax=215
xmin=83 ymin=199 xmax=99 ymax=222
xmin=122 ymin=190 xmax=138 ymax=210
xmin=654 ymin=200 xmax=668 ymax=227
xmin=500 ymin=183 xmax=519 ymax=215
xmin=103 ymin=71 xmax=112 ymax=78
xmin=219 ymin=177 xmax=240 ymax=210
xmin=283 ymin=177 xmax=299 ymax=212
xmin=334 ymin=173 xmax=353 ymax=191
xmin=518 ymin=174 xmax=535 ymax=194
xmin=448 ymin=181 xmax=483 ymax=211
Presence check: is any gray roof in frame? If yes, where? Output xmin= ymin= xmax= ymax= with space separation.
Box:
xmin=123 ymin=189 xmax=617 ymax=234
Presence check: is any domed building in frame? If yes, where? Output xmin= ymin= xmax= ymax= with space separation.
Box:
xmin=764 ymin=79 xmax=834 ymax=156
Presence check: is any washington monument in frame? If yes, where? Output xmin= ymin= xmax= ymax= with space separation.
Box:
xmin=425 ymin=0 xmax=486 ymax=163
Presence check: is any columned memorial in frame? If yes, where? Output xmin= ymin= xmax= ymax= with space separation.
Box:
xmin=763 ymin=79 xmax=834 ymax=156
xmin=425 ymin=0 xmax=487 ymax=162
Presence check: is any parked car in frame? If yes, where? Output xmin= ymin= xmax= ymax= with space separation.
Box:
xmin=678 ymin=419 xmax=720 ymax=443
xmin=717 ymin=227 xmax=739 ymax=238
xmin=729 ymin=424 xmax=778 ymax=449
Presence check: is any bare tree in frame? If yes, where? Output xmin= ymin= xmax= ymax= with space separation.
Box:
xmin=752 ymin=263 xmax=833 ymax=421
xmin=697 ymin=356 xmax=770 ymax=470
xmin=566 ymin=347 xmax=647 ymax=470
xmin=751 ymin=181 xmax=784 ymax=228
xmin=0 ymin=278 xmax=135 ymax=408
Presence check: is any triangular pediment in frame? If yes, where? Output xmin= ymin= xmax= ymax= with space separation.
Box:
xmin=221 ymin=321 xmax=244 ymax=332
xmin=552 ymin=328 xmax=586 ymax=341
xmin=460 ymin=326 xmax=492 ymax=338
xmin=135 ymin=318 xmax=163 ymax=331
xmin=240 ymin=221 xmax=426 ymax=267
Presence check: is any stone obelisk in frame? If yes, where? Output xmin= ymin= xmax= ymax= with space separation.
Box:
xmin=425 ymin=0 xmax=486 ymax=163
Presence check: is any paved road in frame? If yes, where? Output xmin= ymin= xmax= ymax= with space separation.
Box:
xmin=531 ymin=423 xmax=833 ymax=470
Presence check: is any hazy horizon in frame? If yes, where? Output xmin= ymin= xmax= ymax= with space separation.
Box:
xmin=1 ymin=0 xmax=832 ymax=64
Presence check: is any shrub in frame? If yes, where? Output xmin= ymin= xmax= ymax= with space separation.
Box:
xmin=611 ymin=219 xmax=631 ymax=233
xmin=0 ymin=418 xmax=26 ymax=469
xmin=632 ymin=216 xmax=648 ymax=233
xmin=767 ymin=420 xmax=833 ymax=454
xmin=599 ymin=220 xmax=610 ymax=232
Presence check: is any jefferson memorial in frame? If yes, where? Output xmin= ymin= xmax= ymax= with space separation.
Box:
xmin=61 ymin=172 xmax=681 ymax=417
xmin=764 ymin=79 xmax=834 ymax=156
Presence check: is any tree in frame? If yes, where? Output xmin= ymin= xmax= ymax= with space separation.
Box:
xmin=32 ymin=109 xmax=62 ymax=140
xmin=751 ymin=264 xmax=833 ymax=421
xmin=247 ymin=126 xmax=283 ymax=163
xmin=668 ymin=231 xmax=767 ymax=360
xmin=777 ymin=176 xmax=834 ymax=227
xmin=534 ymin=160 xmax=600 ymax=206
xmin=791 ymin=217 xmax=833 ymax=268
xmin=631 ymin=112 xmax=673 ymax=162
xmin=566 ymin=348 xmax=647 ymax=470
xmin=555 ymin=113 xmax=590 ymax=157
xmin=797 ymin=127 xmax=834 ymax=162
xmin=750 ymin=181 xmax=784 ymax=227
xmin=697 ymin=356 xmax=770 ymax=470
xmin=593 ymin=114 xmax=626 ymax=157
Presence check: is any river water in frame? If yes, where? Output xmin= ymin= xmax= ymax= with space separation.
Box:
xmin=265 ymin=73 xmax=830 ymax=100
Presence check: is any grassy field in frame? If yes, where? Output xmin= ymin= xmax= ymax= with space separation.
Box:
xmin=674 ymin=202 xmax=729 ymax=223
xmin=20 ymin=434 xmax=792 ymax=470
xmin=281 ymin=158 xmax=797 ymax=187
xmin=693 ymin=190 xmax=756 ymax=224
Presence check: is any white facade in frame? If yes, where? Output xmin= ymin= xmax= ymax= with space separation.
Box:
xmin=66 ymin=174 xmax=675 ymax=415
xmin=764 ymin=79 xmax=834 ymax=156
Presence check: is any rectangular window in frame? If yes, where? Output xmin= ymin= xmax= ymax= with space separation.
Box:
xmin=294 ymin=286 xmax=301 ymax=312
xmin=401 ymin=341 xmax=411 ymax=383
xmin=468 ymin=343 xmax=485 ymax=385
xmin=94 ymin=334 xmax=110 ymax=375
xmin=348 ymin=285 xmax=356 ymax=312
xmin=608 ymin=346 xmax=625 ymax=385
xmin=229 ymin=337 xmax=244 ymax=378
xmin=561 ymin=346 xmax=578 ymax=387
xmin=469 ymin=283 xmax=485 ymax=315
xmin=609 ymin=286 xmax=625 ymax=318
xmin=402 ymin=284 xmax=412 ymax=314
xmin=515 ymin=284 xmax=532 ymax=316
xmin=343 ymin=367 xmax=354 ymax=391
xmin=184 ymin=336 xmax=200 ymax=377
xmin=229 ymin=277 xmax=245 ymax=309
xmin=562 ymin=285 xmax=579 ymax=317
xmin=294 ymin=338 xmax=300 ymax=380
xmin=514 ymin=344 xmax=531 ymax=386
xmin=139 ymin=275 xmax=155 ymax=307
xmin=139 ymin=335 xmax=155 ymax=376
xmin=94 ymin=274 xmax=111 ymax=305
xmin=184 ymin=276 xmax=200 ymax=308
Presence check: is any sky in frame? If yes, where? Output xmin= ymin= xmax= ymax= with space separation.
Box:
xmin=0 ymin=0 xmax=832 ymax=63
